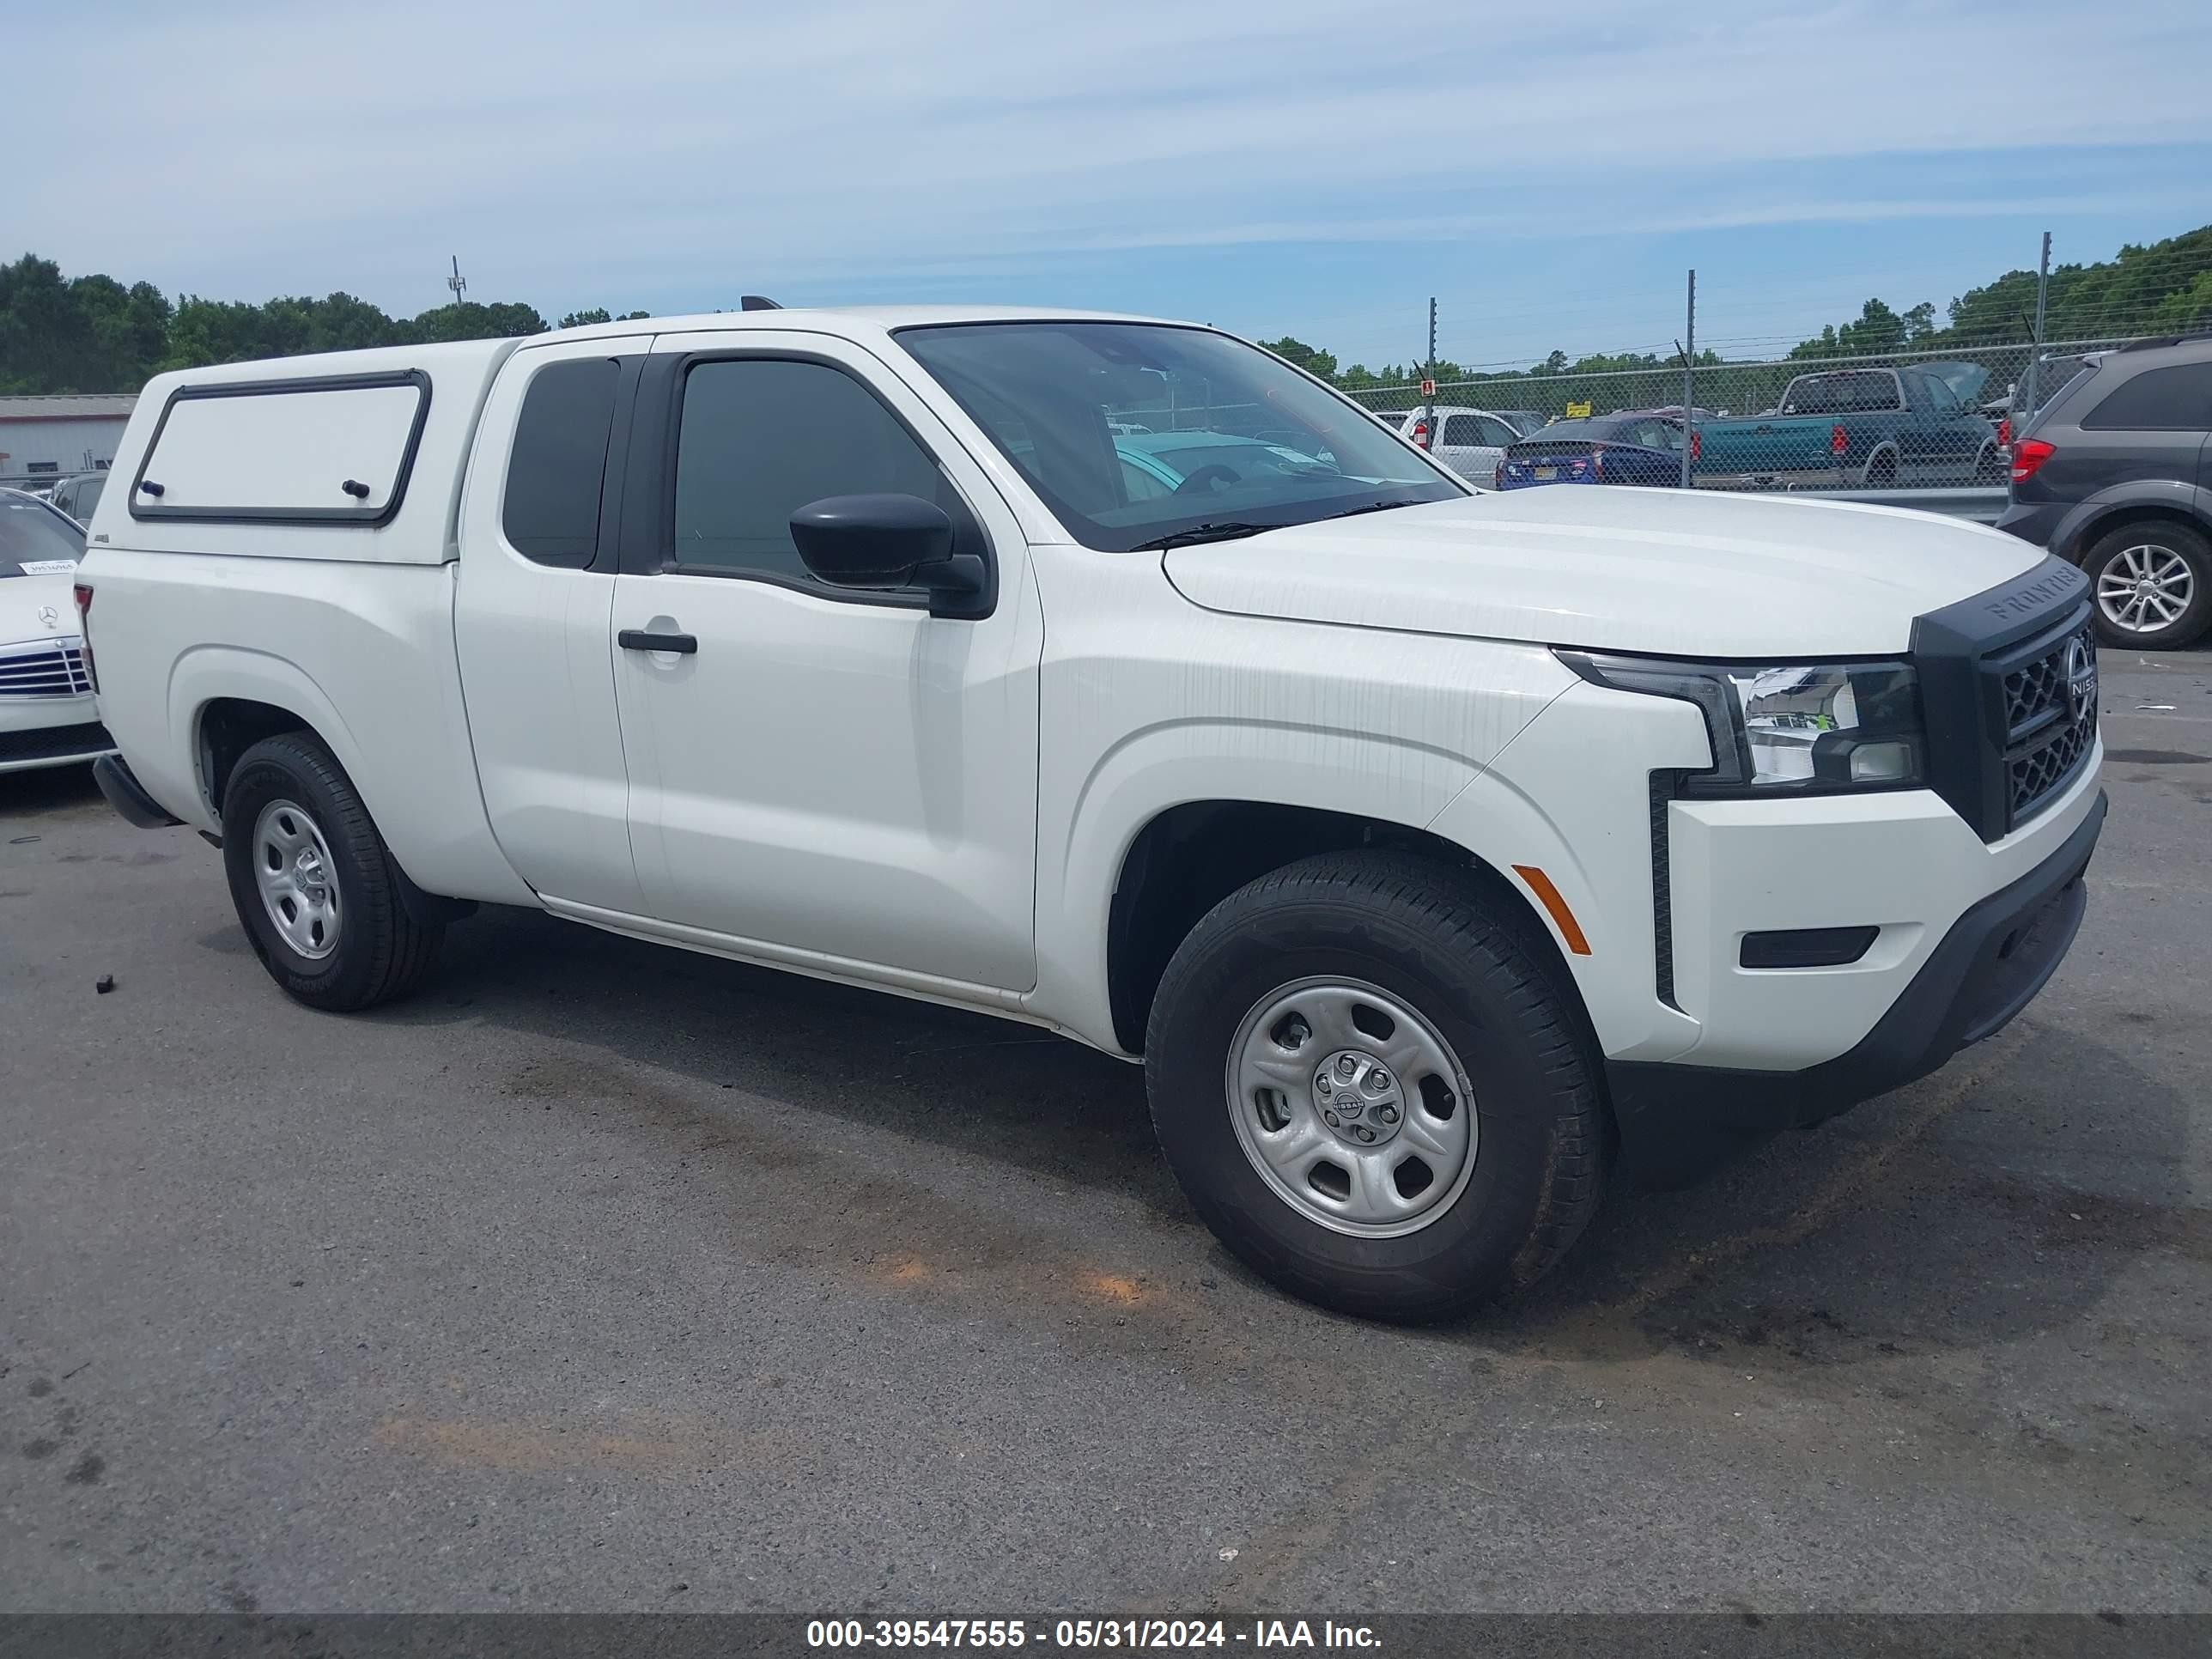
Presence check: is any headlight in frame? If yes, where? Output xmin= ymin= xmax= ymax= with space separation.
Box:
xmin=1559 ymin=651 xmax=1924 ymax=795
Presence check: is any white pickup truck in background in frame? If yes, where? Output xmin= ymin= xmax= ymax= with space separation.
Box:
xmin=77 ymin=306 xmax=2106 ymax=1320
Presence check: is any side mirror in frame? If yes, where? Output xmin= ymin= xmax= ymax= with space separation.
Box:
xmin=790 ymin=493 xmax=989 ymax=617
xmin=791 ymin=493 xmax=950 ymax=586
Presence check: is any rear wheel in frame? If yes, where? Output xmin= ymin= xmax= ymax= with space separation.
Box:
xmin=2082 ymin=520 xmax=2210 ymax=649
xmin=1863 ymin=448 xmax=1899 ymax=488
xmin=221 ymin=732 xmax=446 ymax=1011
xmin=1145 ymin=853 xmax=1607 ymax=1322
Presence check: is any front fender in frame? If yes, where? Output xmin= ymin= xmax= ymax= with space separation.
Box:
xmin=1030 ymin=635 xmax=1577 ymax=1054
xmin=1035 ymin=719 xmax=1494 ymax=1054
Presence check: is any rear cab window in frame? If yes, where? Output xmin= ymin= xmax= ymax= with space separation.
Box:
xmin=1782 ymin=372 xmax=1902 ymax=415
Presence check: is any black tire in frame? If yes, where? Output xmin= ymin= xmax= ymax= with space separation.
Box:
xmin=2079 ymin=520 xmax=2212 ymax=650
xmin=1144 ymin=852 xmax=1607 ymax=1322
xmin=221 ymin=732 xmax=446 ymax=1011
xmin=1974 ymin=442 xmax=2008 ymax=486
xmin=1863 ymin=449 xmax=1899 ymax=488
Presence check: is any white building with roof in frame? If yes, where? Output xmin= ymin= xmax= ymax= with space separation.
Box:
xmin=0 ymin=394 xmax=138 ymax=487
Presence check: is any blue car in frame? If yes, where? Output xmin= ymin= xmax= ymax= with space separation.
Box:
xmin=1495 ymin=412 xmax=1689 ymax=489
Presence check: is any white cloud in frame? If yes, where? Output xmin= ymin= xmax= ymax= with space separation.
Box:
xmin=11 ymin=0 xmax=2209 ymax=326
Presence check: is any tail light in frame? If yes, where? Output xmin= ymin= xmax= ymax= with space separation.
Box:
xmin=72 ymin=581 xmax=98 ymax=692
xmin=2010 ymin=438 xmax=2056 ymax=484
xmin=1589 ymin=443 xmax=1606 ymax=481
xmin=1830 ymin=423 xmax=1848 ymax=457
xmin=1689 ymin=429 xmax=1701 ymax=462
xmin=1996 ymin=415 xmax=2012 ymax=448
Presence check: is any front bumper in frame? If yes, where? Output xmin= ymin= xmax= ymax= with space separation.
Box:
xmin=0 ymin=690 xmax=114 ymax=775
xmin=1994 ymin=499 xmax=2067 ymax=550
xmin=1608 ymin=787 xmax=2104 ymax=1182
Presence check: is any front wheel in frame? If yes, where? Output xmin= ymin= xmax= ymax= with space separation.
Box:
xmin=1145 ymin=853 xmax=1607 ymax=1322
xmin=2082 ymin=520 xmax=2210 ymax=649
xmin=221 ymin=732 xmax=446 ymax=1011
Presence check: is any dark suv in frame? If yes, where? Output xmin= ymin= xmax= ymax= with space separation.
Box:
xmin=1997 ymin=335 xmax=2212 ymax=649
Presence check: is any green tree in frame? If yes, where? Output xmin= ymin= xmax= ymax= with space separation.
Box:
xmin=0 ymin=255 xmax=99 ymax=392
xmin=408 ymin=300 xmax=549 ymax=343
xmin=1255 ymin=336 xmax=1336 ymax=380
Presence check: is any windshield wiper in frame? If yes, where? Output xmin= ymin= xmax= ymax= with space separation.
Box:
xmin=1129 ymin=521 xmax=1283 ymax=552
xmin=1317 ymin=498 xmax=1425 ymax=520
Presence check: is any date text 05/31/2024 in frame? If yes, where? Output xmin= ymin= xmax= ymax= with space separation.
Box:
xmin=806 ymin=1620 xmax=1382 ymax=1650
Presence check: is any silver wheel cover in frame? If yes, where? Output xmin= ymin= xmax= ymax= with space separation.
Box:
xmin=1225 ymin=976 xmax=1479 ymax=1238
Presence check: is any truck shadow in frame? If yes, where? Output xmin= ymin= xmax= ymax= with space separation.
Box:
xmin=381 ymin=903 xmax=2191 ymax=1365
xmin=1506 ymin=1016 xmax=2199 ymax=1368
xmin=0 ymin=763 xmax=106 ymax=824
xmin=386 ymin=902 xmax=1182 ymax=1218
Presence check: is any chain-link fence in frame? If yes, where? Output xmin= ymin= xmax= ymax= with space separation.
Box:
xmin=1336 ymin=336 xmax=2152 ymax=495
xmin=1315 ymin=228 xmax=2209 ymax=496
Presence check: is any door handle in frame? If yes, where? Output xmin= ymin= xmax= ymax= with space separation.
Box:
xmin=619 ymin=629 xmax=698 ymax=654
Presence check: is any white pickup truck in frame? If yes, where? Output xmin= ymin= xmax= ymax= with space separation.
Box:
xmin=78 ymin=306 xmax=2106 ymax=1320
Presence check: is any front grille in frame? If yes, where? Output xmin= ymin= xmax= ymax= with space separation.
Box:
xmin=2010 ymin=705 xmax=2094 ymax=819
xmin=0 ymin=720 xmax=112 ymax=765
xmin=0 ymin=637 xmax=92 ymax=699
xmin=1999 ymin=623 xmax=2096 ymax=829
xmin=2002 ymin=642 xmax=2069 ymax=737
xmin=1911 ymin=556 xmax=2095 ymax=844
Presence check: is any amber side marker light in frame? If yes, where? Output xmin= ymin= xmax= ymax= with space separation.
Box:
xmin=1511 ymin=865 xmax=1591 ymax=956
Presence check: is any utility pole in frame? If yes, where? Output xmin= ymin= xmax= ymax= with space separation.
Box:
xmin=1425 ymin=296 xmax=1438 ymax=440
xmin=2017 ymin=231 xmax=2051 ymax=435
xmin=447 ymin=255 xmax=468 ymax=307
xmin=1680 ymin=269 xmax=1697 ymax=488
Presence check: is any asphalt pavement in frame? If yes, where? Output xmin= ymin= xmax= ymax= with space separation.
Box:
xmin=2 ymin=651 xmax=2207 ymax=1615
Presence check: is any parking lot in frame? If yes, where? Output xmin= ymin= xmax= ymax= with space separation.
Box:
xmin=2 ymin=650 xmax=2207 ymax=1616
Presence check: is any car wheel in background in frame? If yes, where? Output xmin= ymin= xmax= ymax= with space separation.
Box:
xmin=1144 ymin=852 xmax=1607 ymax=1322
xmin=2081 ymin=520 xmax=2211 ymax=650
xmin=221 ymin=732 xmax=446 ymax=1011
xmin=1863 ymin=449 xmax=1899 ymax=489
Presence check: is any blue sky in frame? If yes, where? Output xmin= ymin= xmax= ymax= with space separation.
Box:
xmin=14 ymin=0 xmax=2210 ymax=373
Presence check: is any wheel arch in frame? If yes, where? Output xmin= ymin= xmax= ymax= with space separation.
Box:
xmin=167 ymin=643 xmax=533 ymax=908
xmin=1858 ymin=439 xmax=1903 ymax=484
xmin=1103 ymin=799 xmax=1589 ymax=1058
xmin=197 ymin=695 xmax=316 ymax=817
xmin=2048 ymin=480 xmax=2212 ymax=563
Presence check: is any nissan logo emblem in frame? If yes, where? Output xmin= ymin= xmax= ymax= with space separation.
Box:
xmin=2064 ymin=635 xmax=2098 ymax=723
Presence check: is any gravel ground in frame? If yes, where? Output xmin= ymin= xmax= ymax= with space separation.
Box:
xmin=1 ymin=651 xmax=2207 ymax=1616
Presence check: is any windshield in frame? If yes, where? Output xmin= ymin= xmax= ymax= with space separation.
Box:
xmin=1 ymin=493 xmax=84 ymax=567
xmin=896 ymin=322 xmax=1464 ymax=551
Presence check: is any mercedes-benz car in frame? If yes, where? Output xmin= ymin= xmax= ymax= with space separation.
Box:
xmin=1 ymin=488 xmax=113 ymax=774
